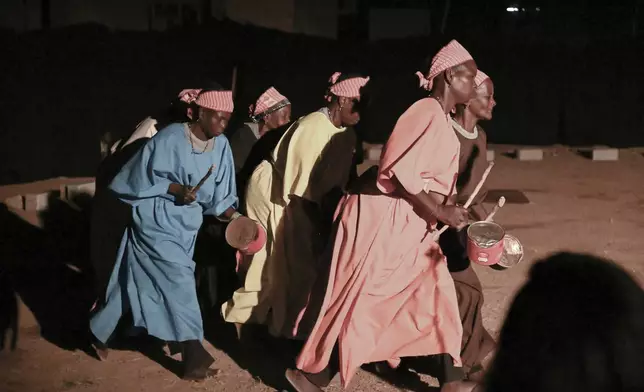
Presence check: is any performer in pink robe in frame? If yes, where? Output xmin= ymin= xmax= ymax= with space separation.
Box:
xmin=285 ymin=40 xmax=480 ymax=392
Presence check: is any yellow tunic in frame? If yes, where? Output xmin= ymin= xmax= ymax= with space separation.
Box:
xmin=221 ymin=111 xmax=356 ymax=337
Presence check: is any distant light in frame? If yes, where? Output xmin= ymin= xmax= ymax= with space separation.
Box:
xmin=506 ymin=6 xmax=519 ymax=12
xmin=536 ymin=7 xmax=541 ymax=11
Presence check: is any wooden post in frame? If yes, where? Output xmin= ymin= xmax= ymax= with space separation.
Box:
xmin=231 ymin=66 xmax=238 ymax=99
xmin=427 ymin=0 xmax=434 ymax=34
xmin=440 ymin=0 xmax=451 ymax=34
xmin=633 ymin=0 xmax=640 ymax=38
xmin=41 ymin=0 xmax=50 ymax=29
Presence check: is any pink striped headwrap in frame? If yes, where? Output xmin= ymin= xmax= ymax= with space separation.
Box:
xmin=249 ymin=87 xmax=291 ymax=121
xmin=195 ymin=90 xmax=235 ymax=113
xmin=326 ymin=72 xmax=370 ymax=101
xmin=474 ymin=70 xmax=490 ymax=87
xmin=178 ymin=89 xmax=202 ymax=104
xmin=416 ymin=40 xmax=474 ymax=91
xmin=449 ymin=69 xmax=492 ymax=114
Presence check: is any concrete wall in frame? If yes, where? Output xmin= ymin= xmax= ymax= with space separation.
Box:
xmin=0 ymin=0 xmax=203 ymax=32
xmin=0 ymin=0 xmax=339 ymax=38
xmin=294 ymin=0 xmax=339 ymax=39
xmin=369 ymin=8 xmax=431 ymax=40
xmin=50 ymin=0 xmax=150 ymax=30
xmin=226 ymin=0 xmax=295 ymax=33
xmin=0 ymin=0 xmax=41 ymax=31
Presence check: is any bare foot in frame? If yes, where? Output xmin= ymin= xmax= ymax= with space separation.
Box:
xmin=234 ymin=323 xmax=243 ymax=340
xmin=285 ymin=369 xmax=323 ymax=392
xmin=166 ymin=342 xmax=182 ymax=357
xmin=90 ymin=340 xmax=109 ymax=361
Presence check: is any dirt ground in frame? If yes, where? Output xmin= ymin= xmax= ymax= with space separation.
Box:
xmin=1 ymin=146 xmax=643 ymax=392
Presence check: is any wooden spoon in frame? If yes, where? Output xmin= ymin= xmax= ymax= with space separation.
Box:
xmin=484 ymin=196 xmax=506 ymax=222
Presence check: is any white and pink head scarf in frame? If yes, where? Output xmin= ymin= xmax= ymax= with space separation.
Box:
xmin=448 ymin=69 xmax=492 ymax=114
xmin=178 ymin=89 xmax=202 ymax=104
xmin=249 ymin=87 xmax=291 ymax=122
xmin=325 ymin=72 xmax=370 ymax=102
xmin=194 ymin=90 xmax=235 ymax=113
xmin=474 ymin=70 xmax=490 ymax=88
xmin=416 ymin=40 xmax=474 ymax=91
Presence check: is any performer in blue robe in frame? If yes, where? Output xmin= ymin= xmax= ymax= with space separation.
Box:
xmin=90 ymin=86 xmax=240 ymax=381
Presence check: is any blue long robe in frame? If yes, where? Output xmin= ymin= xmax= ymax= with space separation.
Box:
xmin=90 ymin=123 xmax=238 ymax=343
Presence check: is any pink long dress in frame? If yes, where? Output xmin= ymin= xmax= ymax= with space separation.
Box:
xmin=295 ymin=98 xmax=464 ymax=388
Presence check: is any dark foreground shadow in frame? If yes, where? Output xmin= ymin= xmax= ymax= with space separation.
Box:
xmin=0 ymin=189 xmax=189 ymax=379
xmin=203 ymin=307 xmax=299 ymax=390
xmin=575 ymin=149 xmax=593 ymax=160
xmin=0 ymin=268 xmax=18 ymax=351
xmin=501 ymin=151 xmax=518 ymax=159
xmin=0 ymin=195 xmax=95 ymax=353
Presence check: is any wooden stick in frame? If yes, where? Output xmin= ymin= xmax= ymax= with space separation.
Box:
xmin=462 ymin=161 xmax=495 ymax=210
xmin=432 ymin=161 xmax=495 ymax=241
xmin=191 ymin=165 xmax=215 ymax=194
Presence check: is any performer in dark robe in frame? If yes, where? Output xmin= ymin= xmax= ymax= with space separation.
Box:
xmin=439 ymin=70 xmax=497 ymax=382
xmin=91 ymin=88 xmax=201 ymax=308
xmin=228 ymin=87 xmax=291 ymax=174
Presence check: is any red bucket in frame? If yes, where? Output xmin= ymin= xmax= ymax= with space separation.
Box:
xmin=225 ymin=216 xmax=267 ymax=255
xmin=233 ymin=223 xmax=267 ymax=274
xmin=466 ymin=221 xmax=505 ymax=266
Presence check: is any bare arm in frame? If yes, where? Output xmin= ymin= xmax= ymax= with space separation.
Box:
xmin=391 ymin=175 xmax=468 ymax=229
xmin=167 ymin=183 xmax=196 ymax=205
xmin=218 ymin=207 xmax=241 ymax=221
xmin=168 ymin=183 xmax=240 ymax=221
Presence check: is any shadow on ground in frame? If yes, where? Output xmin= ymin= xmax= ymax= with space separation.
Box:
xmin=0 ymin=195 xmax=95 ymax=353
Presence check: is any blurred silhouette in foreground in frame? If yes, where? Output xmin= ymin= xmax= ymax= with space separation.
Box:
xmin=0 ymin=270 xmax=18 ymax=351
xmin=484 ymin=252 xmax=644 ymax=392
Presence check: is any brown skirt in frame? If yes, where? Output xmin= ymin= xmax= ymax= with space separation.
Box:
xmin=451 ymin=265 xmax=495 ymax=373
xmin=440 ymin=227 xmax=495 ymax=374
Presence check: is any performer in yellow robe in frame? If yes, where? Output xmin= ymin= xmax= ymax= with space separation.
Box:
xmin=221 ymin=73 xmax=370 ymax=339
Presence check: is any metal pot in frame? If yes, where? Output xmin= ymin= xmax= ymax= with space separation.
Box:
xmin=466 ymin=221 xmax=505 ymax=266
xmin=497 ymin=234 xmax=524 ymax=269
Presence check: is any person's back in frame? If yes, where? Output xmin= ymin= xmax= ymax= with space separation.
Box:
xmin=222 ymin=73 xmax=370 ymax=339
xmin=484 ymin=252 xmax=644 ymax=392
xmin=271 ymin=111 xmax=356 ymax=205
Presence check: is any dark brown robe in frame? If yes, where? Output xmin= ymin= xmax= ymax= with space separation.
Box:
xmin=455 ymin=126 xmax=490 ymax=221
xmin=440 ymin=124 xmax=495 ymax=377
xmin=228 ymin=124 xmax=260 ymax=175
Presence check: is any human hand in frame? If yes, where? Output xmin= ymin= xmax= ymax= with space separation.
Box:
xmin=436 ymin=204 xmax=469 ymax=229
xmin=169 ymin=183 xmax=196 ymax=205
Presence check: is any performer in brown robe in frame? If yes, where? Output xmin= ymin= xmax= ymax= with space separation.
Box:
xmin=438 ymin=69 xmax=497 ymax=382
xmin=228 ymin=87 xmax=291 ymax=175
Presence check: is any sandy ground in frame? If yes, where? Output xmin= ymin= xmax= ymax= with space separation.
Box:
xmin=1 ymin=146 xmax=643 ymax=392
